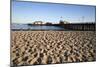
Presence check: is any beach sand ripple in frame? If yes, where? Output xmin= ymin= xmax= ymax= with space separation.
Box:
xmin=11 ymin=31 xmax=96 ymax=66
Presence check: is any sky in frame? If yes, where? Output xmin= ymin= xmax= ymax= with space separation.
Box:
xmin=12 ymin=0 xmax=96 ymax=24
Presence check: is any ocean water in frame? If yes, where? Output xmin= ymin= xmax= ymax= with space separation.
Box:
xmin=11 ymin=24 xmax=65 ymax=30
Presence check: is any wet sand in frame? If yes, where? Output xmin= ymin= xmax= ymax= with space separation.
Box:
xmin=11 ymin=31 xmax=96 ymax=66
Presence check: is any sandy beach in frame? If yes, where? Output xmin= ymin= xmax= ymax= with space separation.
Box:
xmin=11 ymin=31 xmax=96 ymax=66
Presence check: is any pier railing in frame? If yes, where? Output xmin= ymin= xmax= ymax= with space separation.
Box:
xmin=59 ymin=23 xmax=96 ymax=31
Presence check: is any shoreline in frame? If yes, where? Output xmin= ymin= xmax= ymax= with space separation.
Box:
xmin=11 ymin=29 xmax=96 ymax=31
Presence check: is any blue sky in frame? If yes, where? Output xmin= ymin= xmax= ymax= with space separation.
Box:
xmin=12 ymin=0 xmax=96 ymax=24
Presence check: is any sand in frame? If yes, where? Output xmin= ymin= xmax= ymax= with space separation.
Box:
xmin=11 ymin=31 xmax=96 ymax=66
